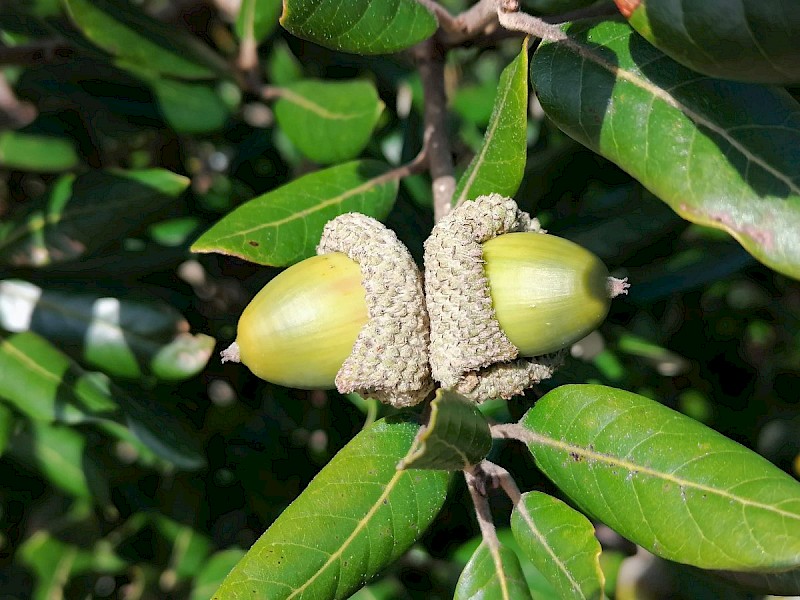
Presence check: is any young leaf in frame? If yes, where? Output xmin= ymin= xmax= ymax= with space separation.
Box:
xmin=191 ymin=160 xmax=398 ymax=266
xmin=519 ymin=384 xmax=800 ymax=571
xmin=236 ymin=0 xmax=282 ymax=44
xmin=0 ymin=169 xmax=189 ymax=267
xmin=0 ymin=131 xmax=79 ymax=172
xmin=531 ymin=19 xmax=800 ymax=280
xmin=64 ymin=0 xmax=224 ymax=79
xmin=273 ymin=79 xmax=384 ymax=164
xmin=455 ymin=541 xmax=533 ymax=600
xmin=280 ymin=0 xmax=437 ymax=55
xmin=453 ymin=37 xmax=529 ymax=207
xmin=398 ymin=388 xmax=492 ymax=471
xmin=0 ymin=279 xmax=216 ymax=382
xmin=214 ymin=415 xmax=451 ymax=600
xmin=620 ymin=0 xmax=800 ymax=84
xmin=511 ymin=492 xmax=604 ymax=600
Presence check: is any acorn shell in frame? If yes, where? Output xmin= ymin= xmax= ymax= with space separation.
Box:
xmin=482 ymin=232 xmax=611 ymax=356
xmin=235 ymin=252 xmax=368 ymax=389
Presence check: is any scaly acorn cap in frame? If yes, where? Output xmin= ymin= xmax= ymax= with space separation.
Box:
xmin=424 ymin=193 xmax=562 ymax=402
xmin=317 ymin=213 xmax=433 ymax=407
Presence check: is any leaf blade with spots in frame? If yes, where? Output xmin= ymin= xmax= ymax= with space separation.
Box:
xmin=191 ymin=160 xmax=398 ymax=266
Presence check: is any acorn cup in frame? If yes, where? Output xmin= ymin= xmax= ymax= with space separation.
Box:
xmin=424 ymin=194 xmax=628 ymax=402
xmin=222 ymin=213 xmax=433 ymax=408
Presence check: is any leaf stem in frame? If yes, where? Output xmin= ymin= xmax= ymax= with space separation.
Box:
xmin=464 ymin=463 xmax=503 ymax=553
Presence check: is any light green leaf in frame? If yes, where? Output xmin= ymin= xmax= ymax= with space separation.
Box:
xmin=623 ymin=0 xmax=800 ymax=84
xmin=191 ymin=549 xmax=247 ymax=600
xmin=520 ymin=384 xmax=800 ymax=570
xmin=147 ymin=76 xmax=232 ymax=134
xmin=455 ymin=541 xmax=533 ymax=600
xmin=0 ymin=131 xmax=79 ymax=172
xmin=454 ymin=37 xmax=529 ymax=206
xmin=64 ymin=0 xmax=224 ymax=79
xmin=397 ymin=388 xmax=492 ymax=471
xmin=273 ymin=79 xmax=384 ymax=164
xmin=0 ymin=169 xmax=189 ymax=267
xmin=236 ymin=0 xmax=282 ymax=43
xmin=511 ymin=492 xmax=604 ymax=600
xmin=152 ymin=515 xmax=214 ymax=581
xmin=191 ymin=160 xmax=398 ymax=266
xmin=531 ymin=19 xmax=800 ymax=280
xmin=0 ymin=279 xmax=215 ymax=382
xmin=280 ymin=0 xmax=437 ymax=55
xmin=0 ymin=330 xmax=205 ymax=470
xmin=214 ymin=415 xmax=451 ymax=599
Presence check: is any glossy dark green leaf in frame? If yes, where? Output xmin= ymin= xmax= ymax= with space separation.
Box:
xmin=622 ymin=0 xmax=800 ymax=84
xmin=397 ymin=388 xmax=492 ymax=471
xmin=511 ymin=492 xmax=604 ymax=600
xmin=64 ymin=0 xmax=223 ymax=79
xmin=520 ymin=384 xmax=800 ymax=570
xmin=0 ymin=169 xmax=189 ymax=267
xmin=455 ymin=541 xmax=533 ymax=600
xmin=0 ymin=131 xmax=79 ymax=172
xmin=531 ymin=19 xmax=800 ymax=280
xmin=191 ymin=160 xmax=398 ymax=266
xmin=214 ymin=415 xmax=451 ymax=599
xmin=280 ymin=0 xmax=437 ymax=55
xmin=191 ymin=549 xmax=246 ymax=600
xmin=273 ymin=79 xmax=384 ymax=164
xmin=0 ymin=330 xmax=204 ymax=469
xmin=453 ymin=37 xmax=529 ymax=206
xmin=0 ymin=279 xmax=215 ymax=381
xmin=236 ymin=0 xmax=282 ymax=43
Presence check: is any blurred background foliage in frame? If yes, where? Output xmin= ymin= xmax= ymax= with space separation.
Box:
xmin=0 ymin=0 xmax=798 ymax=598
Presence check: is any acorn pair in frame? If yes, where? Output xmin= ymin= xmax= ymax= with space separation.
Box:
xmin=222 ymin=195 xmax=627 ymax=405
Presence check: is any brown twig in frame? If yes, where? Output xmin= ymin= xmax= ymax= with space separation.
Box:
xmin=414 ymin=38 xmax=455 ymax=223
xmin=464 ymin=464 xmax=504 ymax=552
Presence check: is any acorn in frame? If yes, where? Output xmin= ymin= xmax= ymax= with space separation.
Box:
xmin=482 ymin=231 xmax=624 ymax=357
xmin=226 ymin=252 xmax=368 ymax=390
xmin=222 ymin=213 xmax=433 ymax=407
xmin=424 ymin=194 xmax=627 ymax=401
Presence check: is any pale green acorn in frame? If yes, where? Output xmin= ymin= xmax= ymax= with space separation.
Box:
xmin=222 ymin=213 xmax=433 ymax=408
xmin=483 ymin=231 xmax=625 ymax=357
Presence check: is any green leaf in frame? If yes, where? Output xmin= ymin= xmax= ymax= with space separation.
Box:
xmin=519 ymin=384 xmax=800 ymax=571
xmin=0 ymin=131 xmax=79 ymax=172
xmin=531 ymin=19 xmax=800 ymax=280
xmin=511 ymin=492 xmax=604 ymax=600
xmin=280 ymin=0 xmax=437 ymax=55
xmin=191 ymin=160 xmax=398 ymax=266
xmin=273 ymin=79 xmax=384 ymax=164
xmin=397 ymin=388 xmax=492 ymax=471
xmin=214 ymin=415 xmax=451 ymax=599
xmin=146 ymin=75 xmax=232 ymax=134
xmin=0 ymin=279 xmax=216 ymax=382
xmin=7 ymin=420 xmax=107 ymax=500
xmin=236 ymin=0 xmax=282 ymax=43
xmin=0 ymin=330 xmax=205 ymax=470
xmin=0 ymin=402 xmax=14 ymax=457
xmin=455 ymin=541 xmax=533 ymax=600
xmin=0 ymin=169 xmax=189 ymax=267
xmin=152 ymin=515 xmax=213 ymax=581
xmin=623 ymin=0 xmax=800 ymax=84
xmin=64 ymin=0 xmax=224 ymax=79
xmin=191 ymin=549 xmax=246 ymax=600
xmin=453 ymin=37 xmax=529 ymax=206
xmin=18 ymin=529 xmax=127 ymax=600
